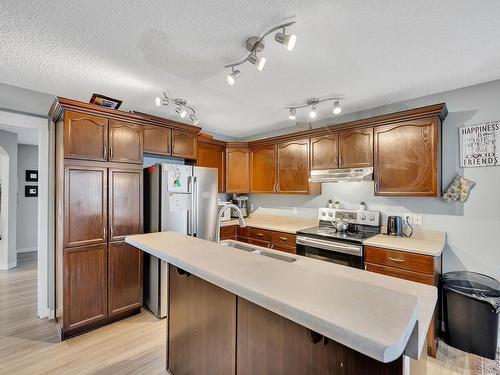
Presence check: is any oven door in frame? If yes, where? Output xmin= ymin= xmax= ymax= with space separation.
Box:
xmin=296 ymin=235 xmax=363 ymax=269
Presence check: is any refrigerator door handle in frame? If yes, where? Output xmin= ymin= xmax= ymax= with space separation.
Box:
xmin=192 ymin=176 xmax=198 ymax=236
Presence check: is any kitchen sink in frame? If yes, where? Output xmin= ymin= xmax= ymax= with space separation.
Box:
xmin=220 ymin=240 xmax=296 ymax=263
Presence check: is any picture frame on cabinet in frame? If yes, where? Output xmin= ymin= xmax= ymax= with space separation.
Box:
xmin=89 ymin=93 xmax=122 ymax=109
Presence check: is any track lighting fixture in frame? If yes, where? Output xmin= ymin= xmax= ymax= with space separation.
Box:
xmin=154 ymin=92 xmax=200 ymax=126
xmin=226 ymin=68 xmax=241 ymax=86
xmin=224 ymin=21 xmax=296 ymax=86
xmin=285 ymin=97 xmax=345 ymax=121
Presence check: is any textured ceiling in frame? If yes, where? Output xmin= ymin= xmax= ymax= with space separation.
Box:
xmin=1 ymin=1 xmax=500 ymax=137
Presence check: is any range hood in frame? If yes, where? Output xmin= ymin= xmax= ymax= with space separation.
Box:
xmin=309 ymin=167 xmax=373 ymax=183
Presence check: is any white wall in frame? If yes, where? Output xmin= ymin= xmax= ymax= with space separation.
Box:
xmin=17 ymin=144 xmax=38 ymax=253
xmin=0 ymin=129 xmax=18 ymax=270
xmin=249 ymin=79 xmax=500 ymax=280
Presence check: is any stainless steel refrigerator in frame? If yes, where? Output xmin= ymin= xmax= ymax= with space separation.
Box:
xmin=143 ymin=163 xmax=218 ymax=317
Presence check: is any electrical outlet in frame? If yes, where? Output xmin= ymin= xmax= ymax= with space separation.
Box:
xmin=412 ymin=214 xmax=423 ymax=226
xmin=292 ymin=207 xmax=298 ymax=215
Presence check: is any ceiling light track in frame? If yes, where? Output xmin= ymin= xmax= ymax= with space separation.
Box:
xmin=224 ymin=21 xmax=297 ymax=86
xmin=155 ymin=92 xmax=200 ymax=125
xmin=285 ymin=97 xmax=345 ymax=120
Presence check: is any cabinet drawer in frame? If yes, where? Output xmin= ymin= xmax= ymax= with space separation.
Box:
xmin=237 ymin=226 xmax=251 ymax=239
xmin=220 ymin=225 xmax=237 ymax=240
xmin=364 ymin=246 xmax=434 ymax=275
xmin=249 ymin=238 xmax=271 ymax=248
xmin=250 ymin=228 xmax=272 ymax=242
xmin=271 ymin=243 xmax=297 ymax=254
xmin=271 ymin=231 xmax=297 ymax=247
xmin=365 ymin=263 xmax=435 ymax=285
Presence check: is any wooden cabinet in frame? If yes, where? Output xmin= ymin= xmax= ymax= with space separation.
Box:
xmin=364 ymin=246 xmax=441 ymax=357
xmin=168 ymin=265 xmax=236 ymax=375
xmin=64 ymin=163 xmax=107 ymax=248
xmin=249 ymin=227 xmax=272 ymax=242
xmin=237 ymin=297 xmax=402 ymax=375
xmin=171 ymin=129 xmax=197 ymax=159
xmin=277 ymin=139 xmax=310 ymax=194
xmin=220 ymin=225 xmax=237 ymax=241
xmin=310 ymin=134 xmax=338 ymax=170
xmin=220 ymin=226 xmax=297 ymax=254
xmin=108 ymin=241 xmax=143 ymax=317
xmin=64 ymin=111 xmax=108 ymax=161
xmin=63 ymin=244 xmax=107 ymax=331
xmin=108 ymin=120 xmax=143 ymax=164
xmin=226 ymin=146 xmax=250 ymax=193
xmin=109 ymin=167 xmax=143 ymax=242
xmin=338 ymin=128 xmax=373 ymax=168
xmin=374 ymin=118 xmax=440 ymax=196
xmin=144 ymin=124 xmax=171 ymax=156
xmin=250 ymin=145 xmax=277 ymax=193
xmin=197 ymin=140 xmax=226 ymax=192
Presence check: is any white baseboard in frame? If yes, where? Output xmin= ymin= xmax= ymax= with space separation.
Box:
xmin=17 ymin=247 xmax=38 ymax=254
xmin=0 ymin=261 xmax=17 ymax=270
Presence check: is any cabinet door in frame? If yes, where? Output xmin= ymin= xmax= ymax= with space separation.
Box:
xmin=310 ymin=134 xmax=338 ymax=170
xmin=64 ymin=111 xmax=108 ymax=161
xmin=171 ymin=129 xmax=197 ymax=159
xmin=237 ymin=297 xmax=343 ymax=375
xmin=250 ymin=145 xmax=277 ymax=193
xmin=277 ymin=139 xmax=309 ymax=194
xmin=109 ymin=120 xmax=144 ymax=164
xmin=338 ymin=128 xmax=373 ymax=168
xmin=197 ymin=142 xmax=225 ymax=192
xmin=109 ymin=168 xmax=143 ymax=242
xmin=374 ymin=118 xmax=439 ymax=196
xmin=144 ymin=125 xmax=171 ymax=156
xmin=226 ymin=147 xmax=250 ymax=193
xmin=64 ymin=164 xmax=107 ymax=248
xmin=108 ymin=241 xmax=143 ymax=317
xmin=168 ymin=265 xmax=236 ymax=375
xmin=63 ymin=244 xmax=107 ymax=331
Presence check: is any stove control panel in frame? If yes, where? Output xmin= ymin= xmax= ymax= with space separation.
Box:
xmin=318 ymin=208 xmax=380 ymax=226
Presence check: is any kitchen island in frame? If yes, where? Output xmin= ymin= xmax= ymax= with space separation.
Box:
xmin=126 ymin=232 xmax=437 ymax=374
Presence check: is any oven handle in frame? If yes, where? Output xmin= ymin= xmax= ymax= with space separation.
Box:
xmin=296 ymin=236 xmax=363 ymax=256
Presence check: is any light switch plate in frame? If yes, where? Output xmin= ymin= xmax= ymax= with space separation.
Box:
xmin=292 ymin=207 xmax=298 ymax=215
xmin=412 ymin=214 xmax=423 ymax=226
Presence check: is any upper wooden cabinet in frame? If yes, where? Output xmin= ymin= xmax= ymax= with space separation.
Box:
xmin=338 ymin=128 xmax=373 ymax=168
xmin=250 ymin=145 xmax=277 ymax=193
xmin=172 ymin=129 xmax=197 ymax=159
xmin=226 ymin=145 xmax=250 ymax=193
xmin=277 ymin=139 xmax=310 ymax=194
xmin=109 ymin=167 xmax=143 ymax=242
xmin=310 ymin=134 xmax=338 ymax=170
xmin=196 ymin=140 xmax=226 ymax=192
xmin=109 ymin=120 xmax=143 ymax=164
xmin=374 ymin=118 xmax=440 ymax=196
xmin=64 ymin=111 xmax=108 ymax=161
xmin=64 ymin=163 xmax=107 ymax=248
xmin=144 ymin=125 xmax=171 ymax=156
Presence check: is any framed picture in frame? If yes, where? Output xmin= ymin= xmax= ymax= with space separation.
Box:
xmin=26 ymin=170 xmax=38 ymax=182
xmin=89 ymin=93 xmax=122 ymax=109
xmin=25 ymin=186 xmax=38 ymax=197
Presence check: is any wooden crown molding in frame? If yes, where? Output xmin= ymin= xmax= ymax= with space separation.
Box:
xmin=49 ymin=97 xmax=202 ymax=134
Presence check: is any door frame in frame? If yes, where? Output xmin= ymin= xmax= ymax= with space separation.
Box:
xmin=0 ymin=109 xmax=52 ymax=319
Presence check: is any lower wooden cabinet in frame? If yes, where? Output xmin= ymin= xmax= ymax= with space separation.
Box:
xmin=220 ymin=225 xmax=237 ymax=241
xmin=63 ymin=244 xmax=107 ymax=331
xmin=168 ymin=265 xmax=236 ymax=375
xmin=108 ymin=241 xmax=143 ymax=317
xmin=220 ymin=225 xmax=297 ymax=254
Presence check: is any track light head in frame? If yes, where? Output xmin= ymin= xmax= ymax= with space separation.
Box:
xmin=189 ymin=113 xmax=200 ymax=125
xmin=226 ymin=69 xmax=241 ymax=86
xmin=248 ymin=53 xmax=266 ymax=71
xmin=275 ymin=31 xmax=297 ymax=51
xmin=288 ymin=108 xmax=296 ymax=120
xmin=176 ymin=106 xmax=187 ymax=118
xmin=155 ymin=96 xmax=161 ymax=106
xmin=309 ymin=105 xmax=317 ymax=119
xmin=333 ymin=100 xmax=342 ymax=114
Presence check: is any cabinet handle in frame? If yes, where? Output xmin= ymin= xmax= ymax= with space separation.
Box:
xmin=109 ymin=146 xmax=113 ymax=160
xmin=279 ymin=236 xmax=288 ymax=241
xmin=103 ymin=226 xmax=107 ymax=241
xmin=110 ymin=226 xmax=113 ymax=239
xmin=339 ymin=154 xmax=343 ymax=166
xmin=387 ymin=256 xmax=405 ymax=263
xmin=103 ymin=146 xmax=107 ymax=160
xmin=256 ymin=233 xmax=264 ymax=237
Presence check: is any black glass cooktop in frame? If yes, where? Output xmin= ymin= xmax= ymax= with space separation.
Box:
xmin=297 ymin=225 xmax=379 ymax=243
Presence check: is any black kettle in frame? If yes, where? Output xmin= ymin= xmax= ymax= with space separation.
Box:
xmin=387 ymin=216 xmax=403 ymax=236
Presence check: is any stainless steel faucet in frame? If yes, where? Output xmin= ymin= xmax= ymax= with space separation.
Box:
xmin=215 ymin=203 xmax=246 ymax=243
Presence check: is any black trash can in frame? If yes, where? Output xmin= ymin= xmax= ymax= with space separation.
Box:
xmin=443 ymin=271 xmax=500 ymax=360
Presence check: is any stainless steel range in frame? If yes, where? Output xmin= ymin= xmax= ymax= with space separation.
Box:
xmin=296 ymin=208 xmax=381 ymax=269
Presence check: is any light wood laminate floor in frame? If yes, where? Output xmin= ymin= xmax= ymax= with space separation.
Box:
xmin=1 ymin=252 xmax=497 ymax=374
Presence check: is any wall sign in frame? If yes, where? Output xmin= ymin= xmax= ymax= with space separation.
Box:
xmin=25 ymin=169 xmax=38 ymax=182
xmin=25 ymin=185 xmax=38 ymax=197
xmin=460 ymin=121 xmax=499 ymax=167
